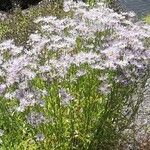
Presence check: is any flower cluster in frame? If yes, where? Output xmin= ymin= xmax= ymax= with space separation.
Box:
xmin=0 ymin=0 xmax=149 ymax=146
xmin=27 ymin=112 xmax=46 ymax=127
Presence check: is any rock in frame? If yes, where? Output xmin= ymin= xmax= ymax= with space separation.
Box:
xmin=0 ymin=0 xmax=13 ymax=12
xmin=73 ymin=0 xmax=86 ymax=2
xmin=0 ymin=0 xmax=87 ymax=12
xmin=0 ymin=0 xmax=42 ymax=12
xmin=17 ymin=0 xmax=43 ymax=9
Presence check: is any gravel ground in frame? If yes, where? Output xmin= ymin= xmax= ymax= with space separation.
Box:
xmin=134 ymin=78 xmax=150 ymax=149
xmin=124 ymin=78 xmax=150 ymax=150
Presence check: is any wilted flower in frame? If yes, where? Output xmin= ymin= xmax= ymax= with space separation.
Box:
xmin=98 ymin=75 xmax=108 ymax=82
xmin=0 ymin=129 xmax=4 ymax=137
xmin=35 ymin=133 xmax=45 ymax=141
xmin=98 ymin=82 xmax=111 ymax=95
xmin=76 ymin=69 xmax=86 ymax=77
xmin=38 ymin=99 xmax=45 ymax=107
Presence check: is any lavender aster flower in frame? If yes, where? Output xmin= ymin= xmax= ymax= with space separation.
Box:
xmin=0 ymin=84 xmax=6 ymax=94
xmin=59 ymin=88 xmax=74 ymax=106
xmin=27 ymin=112 xmax=46 ymax=126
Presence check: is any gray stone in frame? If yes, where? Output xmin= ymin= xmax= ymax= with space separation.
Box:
xmin=0 ymin=0 xmax=13 ymax=11
xmin=0 ymin=0 xmax=42 ymax=12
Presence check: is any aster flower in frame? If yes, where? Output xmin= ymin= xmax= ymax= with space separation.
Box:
xmin=0 ymin=84 xmax=6 ymax=94
xmin=59 ymin=88 xmax=74 ymax=106
xmin=98 ymin=81 xmax=112 ymax=95
xmin=26 ymin=112 xmax=46 ymax=127
xmin=0 ymin=39 xmax=23 ymax=56
xmin=15 ymin=87 xmax=47 ymax=112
